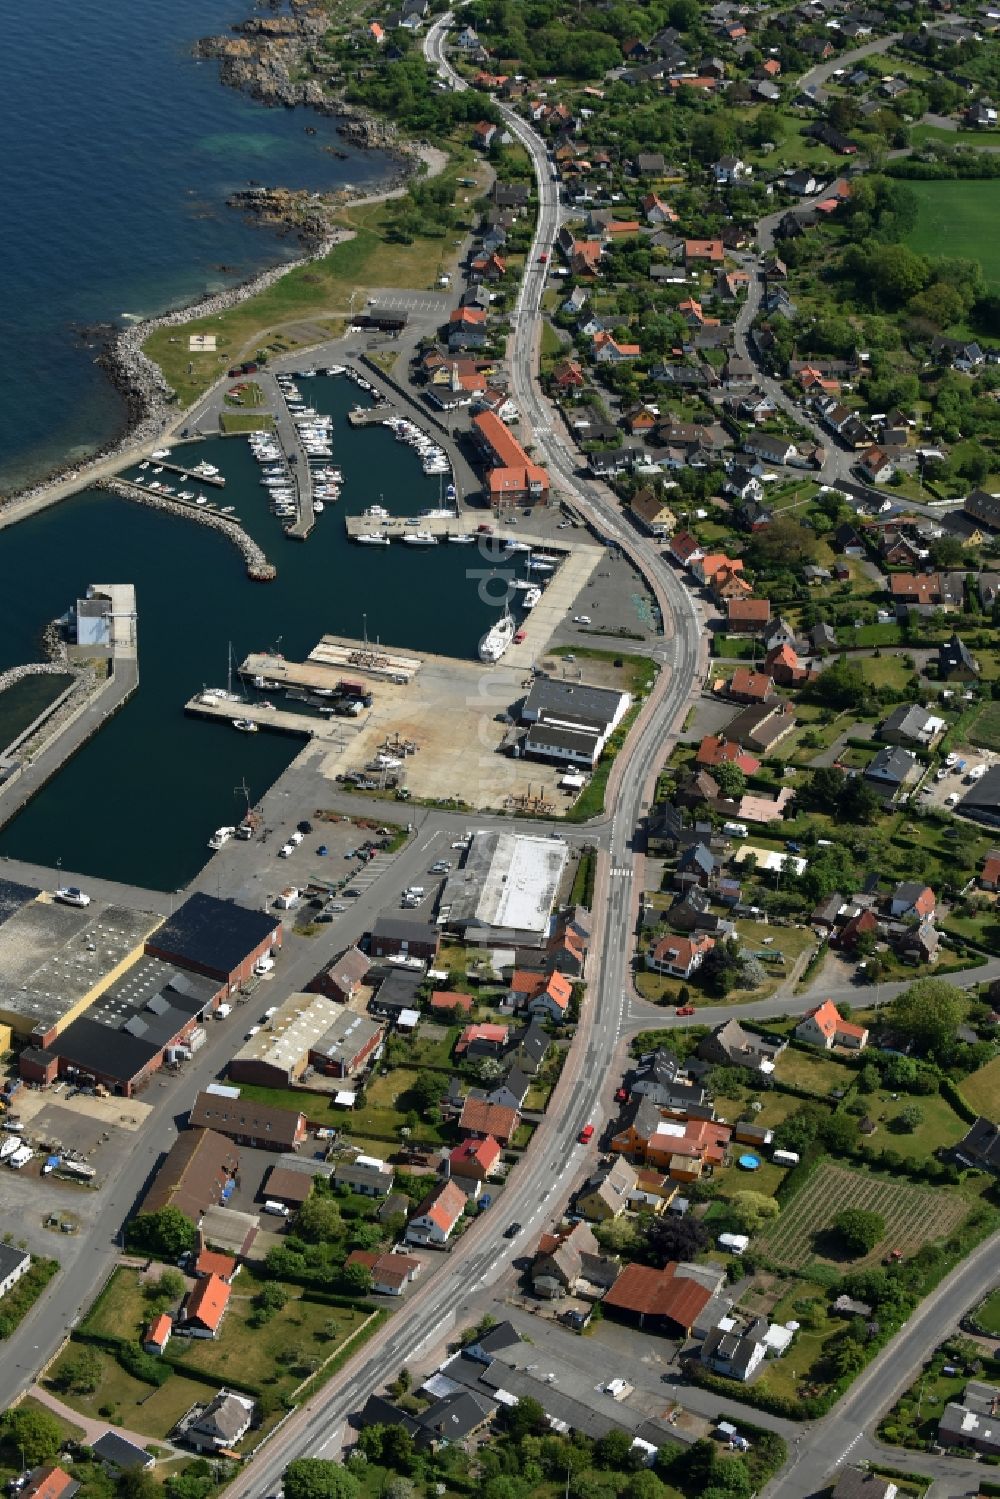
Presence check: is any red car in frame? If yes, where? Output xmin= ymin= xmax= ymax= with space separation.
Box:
xmin=578 ymin=1123 xmax=595 ymax=1143
xmin=477 ymin=523 xmax=494 ymax=534
xmin=538 ymin=252 xmax=548 ymax=263
xmin=615 ymin=1087 xmax=628 ymax=1103
xmin=514 ymin=630 xmax=526 ymax=643
xmin=676 ymin=1005 xmax=696 ymax=1017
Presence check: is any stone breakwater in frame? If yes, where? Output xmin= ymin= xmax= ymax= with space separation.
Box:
xmin=0 ymin=661 xmax=76 ymax=696
xmin=102 ymin=479 xmax=277 ymax=582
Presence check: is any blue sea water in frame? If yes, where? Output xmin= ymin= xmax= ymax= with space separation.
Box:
xmin=0 ymin=0 xmax=393 ymax=494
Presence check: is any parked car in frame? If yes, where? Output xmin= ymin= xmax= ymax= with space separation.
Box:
xmin=578 ymin=1123 xmax=595 ymax=1143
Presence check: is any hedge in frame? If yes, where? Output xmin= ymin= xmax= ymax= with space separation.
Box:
xmin=940 ymin=1076 xmax=978 ymax=1126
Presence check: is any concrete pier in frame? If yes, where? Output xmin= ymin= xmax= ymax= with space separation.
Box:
xmin=0 ymin=585 xmax=139 ymax=832
xmin=183 ymin=693 xmax=362 ymax=748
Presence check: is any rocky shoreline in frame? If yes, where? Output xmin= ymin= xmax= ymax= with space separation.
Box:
xmin=0 ymin=0 xmax=423 ymax=512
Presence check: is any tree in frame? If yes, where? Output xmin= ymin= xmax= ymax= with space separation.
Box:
xmin=624 ymin=1474 xmax=665 ymax=1499
xmin=381 ymin=1426 xmax=416 ymax=1474
xmin=596 ymin=1430 xmax=638 ymax=1470
xmin=126 ymin=1205 xmax=196 ymax=1259
xmin=833 ymin=1208 xmax=885 ymax=1256
xmin=712 ymin=762 xmax=747 ymax=799
xmin=897 ymin=1104 xmax=923 ymax=1133
xmin=0 ymin=1408 xmax=63 ymax=1466
xmin=410 ymin=1071 xmax=443 ymax=1113
xmin=890 ymin=977 xmax=968 ymax=1055
xmin=296 ymin=1195 xmax=343 ymax=1244
xmin=505 ymin=1397 xmax=547 ymax=1441
xmin=728 ymin=1192 xmax=781 ymax=1232
xmin=147 ymin=1268 xmax=185 ymax=1302
xmin=53 ymin=1346 xmax=103 ymax=1395
xmin=284 ymin=1461 xmax=360 ymax=1499
xmin=747 ymin=516 xmax=818 ymax=570
xmin=341 ymin=1261 xmax=373 ymax=1296
xmin=644 ymin=1214 xmax=709 ymax=1265
xmin=119 ymin=1474 xmax=161 ymax=1499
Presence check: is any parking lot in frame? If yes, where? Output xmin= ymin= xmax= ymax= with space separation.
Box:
xmin=916 ymin=747 xmax=1000 ymax=811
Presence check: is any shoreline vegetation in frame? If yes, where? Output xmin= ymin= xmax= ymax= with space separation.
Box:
xmin=0 ymin=0 xmax=455 ymax=516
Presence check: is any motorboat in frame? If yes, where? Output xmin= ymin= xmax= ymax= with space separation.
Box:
xmin=504 ymin=540 xmax=531 ymax=553
xmin=402 ymin=530 xmax=438 ymax=545
xmin=522 ymin=586 xmax=542 ymax=609
xmin=232 ymin=718 xmax=259 ymax=733
xmin=152 ymin=448 xmax=171 ymax=459
xmin=356 ymin=533 xmax=391 ymax=545
xmin=479 ymin=607 xmax=515 ymax=664
xmin=364 ymin=504 xmax=390 ymax=518
xmin=526 ymin=558 xmax=555 ymax=573
xmin=208 ymin=826 xmax=236 ymax=850
xmin=449 ymin=533 xmax=476 ymax=544
xmin=313 ymin=500 xmax=325 ymax=513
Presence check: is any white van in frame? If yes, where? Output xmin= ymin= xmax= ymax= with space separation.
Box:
xmin=263 ymin=1200 xmax=290 ymax=1217
xmin=723 ymin=821 xmax=749 ymax=839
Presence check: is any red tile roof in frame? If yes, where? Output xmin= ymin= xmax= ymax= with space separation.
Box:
xmin=183 ymin=1273 xmax=230 ymax=1333
xmin=144 ymin=1314 xmax=172 ymax=1350
xmin=455 ymin=1022 xmax=508 ymax=1054
xmin=604 ymin=1263 xmax=712 ymax=1328
xmin=195 ymin=1249 xmax=236 ymax=1281
xmin=22 ymin=1471 xmax=77 ymax=1499
xmin=696 ymin=736 xmax=761 ymax=774
xmin=450 ymin=1134 xmax=502 ymax=1177
xmin=430 ymin=990 xmax=473 ymax=1013
xmin=459 ymin=1097 xmax=520 ymax=1143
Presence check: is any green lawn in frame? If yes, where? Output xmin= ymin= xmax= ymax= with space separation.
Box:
xmin=858 ymin=656 xmax=914 ymax=691
xmin=220 ymin=411 xmax=276 ymax=434
xmin=46 ymin=1346 xmax=211 ymax=1440
xmin=910 ymin=123 xmax=1000 ymax=148
xmin=968 ymin=699 xmax=1000 ymax=753
xmin=974 ymin=1287 xmax=1000 ymax=1334
xmin=343 ymin=1068 xmax=449 ymax=1144
xmin=960 ymin=1055 xmax=1000 ymax=1120
xmin=904 ymin=179 xmax=1000 ymax=289
xmin=859 ymin=1088 xmax=969 ymax=1160
xmin=774 ymin=1046 xmax=855 ymax=1097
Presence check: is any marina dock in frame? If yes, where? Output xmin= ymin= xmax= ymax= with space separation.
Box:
xmin=149 ymin=458 xmax=225 ymax=488
xmin=241 ymin=640 xmax=423 ymax=692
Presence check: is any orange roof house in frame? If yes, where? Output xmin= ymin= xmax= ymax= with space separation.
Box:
xmin=611 ymin=1102 xmax=732 ymax=1177
xmin=430 ymin=990 xmax=473 ymax=1014
xmin=509 ymin=969 xmax=572 ymax=1019
xmin=472 ymin=409 xmax=549 ymax=505
xmin=449 ymin=1134 xmax=502 ymax=1182
xmin=727 ymin=597 xmax=771 ymax=631
xmin=606 ymin=220 xmax=642 ymax=236
xmin=179 ymin=1273 xmax=230 ymax=1337
xmin=571 ymin=240 xmax=603 ymax=277
xmin=684 ymin=238 xmax=725 ymax=264
xmin=142 ymin=1315 xmax=172 ymax=1356
xmin=459 ymin=1096 xmax=520 ymax=1144
xmin=729 ymin=667 xmax=775 ymax=703
xmin=696 ymin=736 xmax=760 ymax=775
xmin=450 ymin=307 xmax=487 ymax=327
xmin=455 ymin=1022 xmax=509 ymax=1055
xmin=369 ymin=21 xmax=385 ymax=42
xmin=693 ymin=552 xmax=744 ymax=587
xmin=796 ymin=999 xmax=868 ymax=1051
xmin=646 ymin=934 xmax=715 ymax=981
xmin=407 ymin=1179 xmax=467 ymax=1244
xmin=21 ymin=1472 xmax=78 ymax=1499
xmin=194 ymin=1249 xmax=237 ymax=1282
xmin=552 ymin=359 xmax=586 ymax=389
xmin=981 ymin=851 xmax=1000 ymax=891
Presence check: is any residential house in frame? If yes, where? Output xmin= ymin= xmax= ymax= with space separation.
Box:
xmin=455 ymin=1022 xmax=509 ymax=1059
xmin=890 ymin=882 xmax=936 ymax=921
xmin=939 ymin=1381 xmax=1000 ymax=1455
xmin=531 ymin=1220 xmax=620 ymax=1299
xmin=646 ymin=934 xmax=715 ymax=980
xmin=727 ymin=598 xmax=771 ymax=634
xmin=685 ymin=238 xmax=725 ymax=265
xmin=953 ymin=1117 xmax=1000 ymax=1175
xmin=345 ymin=1249 xmax=423 ymax=1296
xmin=939 ymin=633 xmax=979 ymax=681
xmin=714 ymin=156 xmax=751 ymax=185
xmin=406 ymin=1179 xmax=468 ymax=1245
xmin=486 ymin=1066 xmax=530 ymax=1113
xmin=629 ymin=1048 xmax=710 ymax=1114
xmin=696 ymin=735 xmax=760 ymax=775
xmin=611 ymin=1099 xmax=732 ymax=1178
xmin=980 ymin=850 xmax=1000 ymax=891
xmin=177 ymin=1274 xmax=231 ymax=1339
xmin=184 ymin=1391 xmax=255 ymax=1453
xmin=18 ymin=1473 xmax=79 ymax=1499
xmin=795 ymin=999 xmax=869 ymax=1050
xmin=447 ymin=1135 xmax=502 ymax=1196
xmin=832 ymin=1469 xmax=898 ymax=1499
xmin=143 ymin=1315 xmax=172 ymax=1357
xmin=744 ymin=433 xmax=798 ymax=466
xmin=697 ymin=1018 xmax=784 ymax=1074
xmin=864 ymin=745 xmax=919 ymax=793
xmin=458 ymin=1096 xmax=520 ymax=1146
xmin=722 ymin=700 xmax=797 ymax=754
xmin=701 ymin=1319 xmax=769 ymax=1381
xmin=630 ymin=488 xmax=678 ymax=537
xmin=508 ymin=969 xmax=572 ymax=1022
xmin=576 ymin=1156 xmax=639 ymax=1221
xmin=879 ymin=704 xmax=946 ymax=748
xmin=728 ymin=667 xmax=775 ymax=705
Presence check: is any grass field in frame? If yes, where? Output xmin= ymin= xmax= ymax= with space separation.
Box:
xmin=756 ymin=1162 xmax=967 ymax=1269
xmin=960 ymin=1055 xmax=1000 ymax=1120
xmin=860 ymin=1088 xmax=969 ymax=1160
xmin=969 ymin=699 xmax=1000 ymax=752
xmin=220 ymin=411 xmax=275 ymax=435
xmin=46 ymin=1346 xmax=210 ymax=1440
xmin=143 ymin=152 xmax=481 ymax=408
xmin=975 ymin=1287 xmax=1000 ymax=1333
xmin=776 ymin=1046 xmax=855 ymax=1097
xmin=904 ymin=179 xmax=1000 ymax=289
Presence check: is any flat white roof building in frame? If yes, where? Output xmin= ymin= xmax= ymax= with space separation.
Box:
xmin=440 ymin=831 xmax=568 ymax=946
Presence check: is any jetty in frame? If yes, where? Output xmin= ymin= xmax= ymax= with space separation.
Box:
xmin=241 ymin=639 xmax=422 ymax=692
xmin=0 ymin=585 xmax=139 ymax=832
